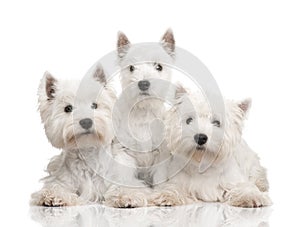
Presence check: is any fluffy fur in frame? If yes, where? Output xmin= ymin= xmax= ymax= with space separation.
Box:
xmin=150 ymin=88 xmax=272 ymax=208
xmin=31 ymin=65 xmax=116 ymax=206
xmin=31 ymin=30 xmax=271 ymax=209
xmin=104 ymin=29 xmax=176 ymax=207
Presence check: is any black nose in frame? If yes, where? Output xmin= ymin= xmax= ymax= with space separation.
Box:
xmin=79 ymin=118 xmax=93 ymax=130
xmin=138 ymin=80 xmax=150 ymax=91
xmin=194 ymin=133 xmax=208 ymax=145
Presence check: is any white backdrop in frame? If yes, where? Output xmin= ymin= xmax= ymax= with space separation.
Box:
xmin=0 ymin=0 xmax=299 ymax=226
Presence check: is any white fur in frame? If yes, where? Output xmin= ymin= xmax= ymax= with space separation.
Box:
xmin=31 ymin=66 xmax=116 ymax=206
xmin=104 ymin=30 xmax=175 ymax=207
xmin=151 ymin=90 xmax=272 ymax=208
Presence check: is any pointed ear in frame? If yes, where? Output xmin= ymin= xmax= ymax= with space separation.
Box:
xmin=42 ymin=71 xmax=57 ymax=100
xmin=117 ymin=31 xmax=131 ymax=58
xmin=93 ymin=65 xmax=106 ymax=85
xmin=175 ymin=83 xmax=187 ymax=99
xmin=161 ymin=28 xmax=175 ymax=56
xmin=238 ymin=98 xmax=252 ymax=116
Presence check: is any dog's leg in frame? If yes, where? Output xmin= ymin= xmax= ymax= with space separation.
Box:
xmin=31 ymin=184 xmax=80 ymax=207
xmin=226 ymin=182 xmax=272 ymax=208
xmin=250 ymin=166 xmax=269 ymax=193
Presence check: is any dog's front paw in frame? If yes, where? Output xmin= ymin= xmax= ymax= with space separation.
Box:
xmin=41 ymin=193 xmax=67 ymax=207
xmin=150 ymin=191 xmax=186 ymax=207
xmin=227 ymin=185 xmax=272 ymax=208
xmin=228 ymin=193 xmax=271 ymax=208
xmin=104 ymin=193 xmax=147 ymax=208
xmin=31 ymin=188 xmax=79 ymax=207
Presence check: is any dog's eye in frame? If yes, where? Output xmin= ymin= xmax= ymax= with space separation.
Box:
xmin=186 ymin=117 xmax=193 ymax=125
xmin=129 ymin=65 xmax=135 ymax=72
xmin=155 ymin=63 xmax=163 ymax=71
xmin=64 ymin=105 xmax=73 ymax=113
xmin=212 ymin=120 xmax=221 ymax=127
xmin=91 ymin=103 xmax=98 ymax=109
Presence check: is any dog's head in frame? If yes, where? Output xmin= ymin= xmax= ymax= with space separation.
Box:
xmin=38 ymin=65 xmax=116 ymax=149
xmin=117 ymin=29 xmax=175 ymax=97
xmin=166 ymin=87 xmax=251 ymax=164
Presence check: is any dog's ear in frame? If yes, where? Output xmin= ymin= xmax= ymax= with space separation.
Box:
xmin=161 ymin=28 xmax=175 ymax=56
xmin=238 ymin=98 xmax=252 ymax=116
xmin=41 ymin=71 xmax=57 ymax=100
xmin=38 ymin=71 xmax=58 ymax=124
xmin=117 ymin=31 xmax=131 ymax=58
xmin=93 ymin=64 xmax=106 ymax=85
xmin=175 ymin=83 xmax=187 ymax=99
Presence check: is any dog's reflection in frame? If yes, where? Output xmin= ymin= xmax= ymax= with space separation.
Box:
xmin=30 ymin=203 xmax=271 ymax=227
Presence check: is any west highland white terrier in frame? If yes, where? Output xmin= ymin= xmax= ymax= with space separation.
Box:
xmin=104 ymin=29 xmax=176 ymax=208
xmin=31 ymin=65 xmax=116 ymax=206
xmin=151 ymin=88 xmax=272 ymax=208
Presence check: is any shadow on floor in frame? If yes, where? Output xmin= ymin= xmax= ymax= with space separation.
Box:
xmin=30 ymin=202 xmax=271 ymax=227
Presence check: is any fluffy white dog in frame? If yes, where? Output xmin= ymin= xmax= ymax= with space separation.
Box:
xmin=104 ymin=30 xmax=176 ymax=208
xmin=151 ymin=88 xmax=272 ymax=208
xmin=115 ymin=29 xmax=175 ymax=153
xmin=31 ymin=65 xmax=116 ymax=206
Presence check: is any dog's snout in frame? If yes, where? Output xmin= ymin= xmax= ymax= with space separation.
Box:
xmin=138 ymin=80 xmax=150 ymax=91
xmin=79 ymin=118 xmax=93 ymax=130
xmin=194 ymin=133 xmax=208 ymax=146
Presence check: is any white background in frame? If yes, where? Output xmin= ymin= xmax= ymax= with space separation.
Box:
xmin=0 ymin=0 xmax=299 ymax=226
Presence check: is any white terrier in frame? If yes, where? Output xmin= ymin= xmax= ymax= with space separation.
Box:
xmin=151 ymin=88 xmax=272 ymax=208
xmin=104 ymin=30 xmax=176 ymax=207
xmin=31 ymin=65 xmax=116 ymax=206
xmin=115 ymin=29 xmax=175 ymax=151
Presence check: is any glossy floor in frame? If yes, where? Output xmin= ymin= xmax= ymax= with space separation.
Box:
xmin=30 ymin=203 xmax=271 ymax=227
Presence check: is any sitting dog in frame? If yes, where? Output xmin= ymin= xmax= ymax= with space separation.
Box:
xmin=104 ymin=29 xmax=176 ymax=208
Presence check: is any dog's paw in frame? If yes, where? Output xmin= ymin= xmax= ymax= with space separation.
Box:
xmin=227 ymin=186 xmax=272 ymax=208
xmin=31 ymin=188 xmax=79 ymax=207
xmin=104 ymin=194 xmax=147 ymax=208
xmin=42 ymin=195 xmax=67 ymax=207
xmin=150 ymin=192 xmax=185 ymax=207
xmin=228 ymin=193 xmax=272 ymax=208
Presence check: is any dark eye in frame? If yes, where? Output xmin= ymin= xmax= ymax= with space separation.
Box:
xmin=129 ymin=65 xmax=135 ymax=72
xmin=155 ymin=63 xmax=163 ymax=71
xmin=64 ymin=105 xmax=73 ymax=113
xmin=91 ymin=103 xmax=98 ymax=109
xmin=186 ymin=117 xmax=193 ymax=125
xmin=212 ymin=120 xmax=221 ymax=127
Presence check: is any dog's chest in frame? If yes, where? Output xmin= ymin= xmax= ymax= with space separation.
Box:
xmin=186 ymin=158 xmax=248 ymax=202
xmin=123 ymin=101 xmax=165 ymax=153
xmin=129 ymin=105 xmax=162 ymax=140
xmin=174 ymin=162 xmax=224 ymax=202
xmin=71 ymin=150 xmax=107 ymax=201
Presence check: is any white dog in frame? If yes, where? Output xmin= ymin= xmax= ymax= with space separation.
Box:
xmin=151 ymin=88 xmax=272 ymax=208
xmin=31 ymin=65 xmax=116 ymax=206
xmin=115 ymin=29 xmax=175 ymax=152
xmin=104 ymin=30 xmax=176 ymax=207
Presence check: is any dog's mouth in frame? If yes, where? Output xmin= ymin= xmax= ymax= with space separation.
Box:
xmin=78 ymin=130 xmax=94 ymax=137
xmin=82 ymin=131 xmax=92 ymax=135
xmin=139 ymin=91 xmax=150 ymax=96
xmin=196 ymin=145 xmax=206 ymax=151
